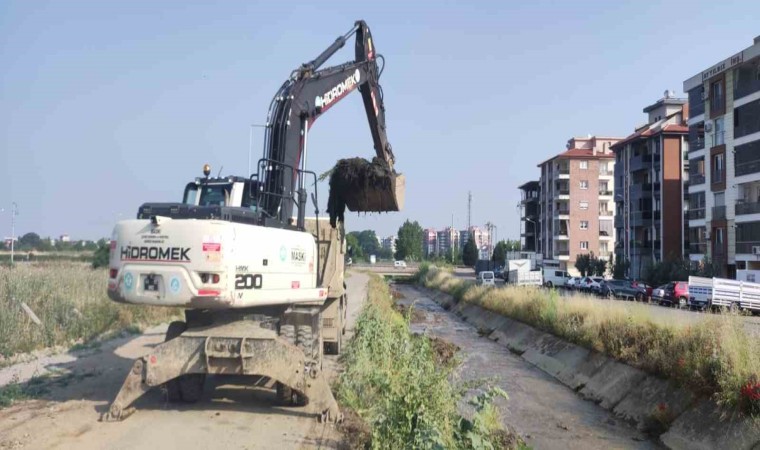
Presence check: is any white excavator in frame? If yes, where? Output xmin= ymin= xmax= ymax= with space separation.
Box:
xmin=103 ymin=20 xmax=404 ymax=422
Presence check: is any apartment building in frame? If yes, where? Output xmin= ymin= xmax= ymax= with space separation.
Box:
xmin=538 ymin=136 xmax=621 ymax=275
xmin=423 ymin=229 xmax=437 ymax=258
xmin=435 ymin=227 xmax=460 ymax=256
xmin=458 ymin=226 xmax=490 ymax=259
xmin=683 ymin=36 xmax=760 ymax=280
xmin=518 ymin=181 xmax=541 ymax=253
xmin=381 ymin=236 xmax=396 ymax=254
xmin=612 ymin=93 xmax=690 ymax=279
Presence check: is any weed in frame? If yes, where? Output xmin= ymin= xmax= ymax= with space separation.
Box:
xmin=338 ymin=274 xmax=522 ymax=448
xmin=0 ymin=262 xmax=180 ymax=357
xmin=420 ymin=267 xmax=760 ymax=416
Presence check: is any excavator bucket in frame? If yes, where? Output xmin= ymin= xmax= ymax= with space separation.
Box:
xmin=327 ymin=157 xmax=405 ymax=225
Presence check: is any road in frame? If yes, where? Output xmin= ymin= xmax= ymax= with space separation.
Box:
xmin=0 ymin=272 xmax=370 ymax=450
xmin=394 ymin=284 xmax=656 ymax=450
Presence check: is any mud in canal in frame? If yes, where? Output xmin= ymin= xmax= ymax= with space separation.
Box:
xmin=393 ymin=284 xmax=658 ymax=450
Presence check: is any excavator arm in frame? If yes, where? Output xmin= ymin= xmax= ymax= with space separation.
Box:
xmin=259 ymin=20 xmax=403 ymax=226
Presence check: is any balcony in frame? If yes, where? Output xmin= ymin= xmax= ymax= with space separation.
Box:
xmin=555 ymin=209 xmax=570 ymax=216
xmin=689 ymin=242 xmax=707 ymax=254
xmin=736 ymin=159 xmax=760 ymax=177
xmin=598 ymin=189 xmax=613 ymax=197
xmin=712 ymin=205 xmax=726 ymax=220
xmin=599 ymin=210 xmax=613 ymax=217
xmin=558 ymin=166 xmax=570 ymax=176
xmin=557 ymin=189 xmax=570 ymax=196
xmin=690 ymin=173 xmax=706 ymax=185
xmin=630 ymin=154 xmax=653 ymax=172
xmin=555 ymin=249 xmax=570 ymax=257
xmin=737 ymin=241 xmax=760 ymax=254
xmin=690 ymin=137 xmax=706 ymax=151
xmin=737 ymin=201 xmax=760 ymax=215
xmin=688 ymin=208 xmax=706 ymax=220
xmin=712 ymin=170 xmax=726 ymax=185
xmin=710 ymin=131 xmax=725 ymax=148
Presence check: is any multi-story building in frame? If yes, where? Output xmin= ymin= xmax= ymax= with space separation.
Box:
xmin=538 ymin=136 xmax=621 ymax=275
xmin=458 ymin=226 xmax=490 ymax=259
xmin=381 ymin=236 xmax=396 ymax=254
xmin=423 ymin=229 xmax=437 ymax=258
xmin=683 ymin=36 xmax=760 ymax=280
xmin=435 ymin=227 xmax=459 ymax=256
xmin=612 ymin=92 xmax=690 ymax=279
xmin=518 ymin=181 xmax=541 ymax=253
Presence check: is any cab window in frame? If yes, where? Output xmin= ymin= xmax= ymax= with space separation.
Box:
xmin=199 ymin=184 xmax=232 ymax=206
xmin=183 ymin=183 xmax=199 ymax=205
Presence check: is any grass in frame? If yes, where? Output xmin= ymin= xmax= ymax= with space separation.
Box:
xmin=419 ymin=266 xmax=760 ymax=416
xmin=0 ymin=262 xmax=180 ymax=358
xmin=337 ymin=274 xmax=523 ymax=449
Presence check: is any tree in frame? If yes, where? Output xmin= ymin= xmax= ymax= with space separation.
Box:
xmin=19 ymin=232 xmax=41 ymax=250
xmin=592 ymin=257 xmax=607 ymax=277
xmin=492 ymin=241 xmax=508 ymax=264
xmin=346 ymin=233 xmax=363 ymax=259
xmin=504 ymin=239 xmax=521 ymax=252
xmin=462 ymin=236 xmax=478 ymax=267
xmin=575 ymin=253 xmax=592 ymax=276
xmin=395 ymin=220 xmax=424 ymax=261
xmin=92 ymin=241 xmax=110 ymax=269
xmin=0 ymin=241 xmax=5 ymax=251
xmin=611 ymin=255 xmax=629 ymax=279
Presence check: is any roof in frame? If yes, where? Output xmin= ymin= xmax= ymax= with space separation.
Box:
xmin=537 ymin=148 xmax=615 ymax=167
xmin=518 ymin=180 xmax=540 ymax=190
xmin=611 ymin=119 xmax=689 ymax=150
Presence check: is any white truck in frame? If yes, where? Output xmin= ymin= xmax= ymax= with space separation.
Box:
xmin=507 ymin=270 xmax=543 ymax=286
xmin=688 ymin=275 xmax=760 ymax=312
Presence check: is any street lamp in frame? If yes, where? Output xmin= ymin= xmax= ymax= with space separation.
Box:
xmin=1 ymin=203 xmax=18 ymax=264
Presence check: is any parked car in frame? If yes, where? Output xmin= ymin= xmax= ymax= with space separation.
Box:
xmin=599 ymin=279 xmax=640 ymax=300
xmin=579 ymin=276 xmax=605 ymax=293
xmin=565 ymin=276 xmax=582 ymax=290
xmin=634 ymin=281 xmax=653 ymax=301
xmin=394 ymin=260 xmax=407 ymax=269
xmin=476 ymin=271 xmax=495 ymax=286
xmin=652 ymin=284 xmax=668 ymax=303
xmin=660 ymin=281 xmax=689 ymax=308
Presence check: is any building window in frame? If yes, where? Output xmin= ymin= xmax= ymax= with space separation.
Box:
xmin=712 ymin=153 xmax=725 ymax=183
xmin=580 ymin=161 xmax=588 ymax=170
xmin=580 ymin=220 xmax=589 ymax=230
xmin=713 ymin=117 xmax=725 ymax=147
xmin=710 ymin=77 xmax=725 ymax=117
xmin=580 ymin=241 xmax=589 ymax=250
xmin=579 ymin=201 xmax=589 ymax=210
xmin=580 ymin=180 xmax=588 ymax=190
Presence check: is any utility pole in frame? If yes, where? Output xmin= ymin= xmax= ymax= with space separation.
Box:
xmin=467 ymin=191 xmax=472 ymax=230
xmin=10 ymin=202 xmax=17 ymax=264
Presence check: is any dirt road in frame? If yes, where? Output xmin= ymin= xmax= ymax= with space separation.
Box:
xmin=395 ymin=284 xmax=657 ymax=450
xmin=0 ymin=272 xmax=369 ymax=450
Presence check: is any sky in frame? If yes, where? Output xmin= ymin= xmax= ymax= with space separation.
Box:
xmin=1 ymin=1 xmax=759 ymax=242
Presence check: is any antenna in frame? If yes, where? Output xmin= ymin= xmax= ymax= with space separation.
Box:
xmin=217 ymin=166 xmax=224 ymax=177
xmin=467 ymin=191 xmax=472 ymax=230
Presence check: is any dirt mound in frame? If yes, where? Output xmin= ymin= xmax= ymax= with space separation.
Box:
xmin=429 ymin=337 xmax=459 ymax=366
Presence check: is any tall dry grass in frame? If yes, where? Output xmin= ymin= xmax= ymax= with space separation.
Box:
xmin=421 ymin=266 xmax=760 ymax=414
xmin=0 ymin=262 xmax=179 ymax=357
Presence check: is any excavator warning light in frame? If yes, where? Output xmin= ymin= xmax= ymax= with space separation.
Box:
xmin=203 ymin=164 xmax=211 ymax=177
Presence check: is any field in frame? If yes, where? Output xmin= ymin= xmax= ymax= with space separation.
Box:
xmin=0 ymin=262 xmax=179 ymax=359
xmin=420 ymin=266 xmax=760 ymax=416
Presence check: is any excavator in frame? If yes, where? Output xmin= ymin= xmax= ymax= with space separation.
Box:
xmin=103 ymin=20 xmax=403 ymax=423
